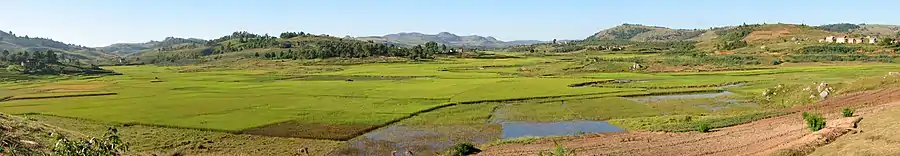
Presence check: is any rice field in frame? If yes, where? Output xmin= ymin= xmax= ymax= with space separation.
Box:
xmin=2 ymin=55 xmax=900 ymax=154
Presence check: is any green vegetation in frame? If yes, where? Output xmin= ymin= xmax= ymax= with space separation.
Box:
xmin=537 ymin=141 xmax=575 ymax=156
xmin=610 ymin=111 xmax=788 ymax=132
xmin=695 ymin=122 xmax=711 ymax=132
xmin=449 ymin=143 xmax=480 ymax=156
xmin=842 ymin=107 xmax=855 ymax=117
xmin=713 ymin=24 xmax=758 ymax=50
xmin=0 ymin=30 xmax=117 ymax=63
xmin=52 ymin=128 xmax=128 ymax=156
xmin=802 ymin=112 xmax=826 ymax=131
xmin=816 ymin=23 xmax=861 ymax=33
xmin=5 ymin=23 xmax=900 ymax=154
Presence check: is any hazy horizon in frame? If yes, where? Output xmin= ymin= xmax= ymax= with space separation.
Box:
xmin=2 ymin=0 xmax=898 ymax=47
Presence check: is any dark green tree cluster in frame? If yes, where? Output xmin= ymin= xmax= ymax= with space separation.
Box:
xmin=253 ymin=41 xmax=445 ymax=60
xmin=714 ymin=25 xmax=757 ymax=50
xmin=142 ymin=31 xmax=458 ymax=64
xmin=800 ymin=45 xmax=860 ymax=54
xmin=1 ymin=50 xmax=61 ymax=73
xmin=279 ymin=31 xmax=309 ymax=39
xmin=816 ymin=23 xmax=860 ymax=32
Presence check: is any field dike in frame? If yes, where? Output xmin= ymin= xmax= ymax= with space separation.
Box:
xmin=594 ymin=81 xmax=751 ymax=89
xmin=0 ymin=96 xmax=12 ymax=102
xmin=1 ymin=92 xmax=118 ymax=102
xmin=19 ymin=113 xmax=240 ymax=134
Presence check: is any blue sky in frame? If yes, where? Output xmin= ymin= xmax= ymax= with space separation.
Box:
xmin=1 ymin=0 xmax=898 ymax=47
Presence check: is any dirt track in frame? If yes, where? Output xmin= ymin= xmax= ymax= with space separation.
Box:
xmin=478 ymin=88 xmax=900 ymax=156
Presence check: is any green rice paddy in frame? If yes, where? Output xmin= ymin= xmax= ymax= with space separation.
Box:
xmin=2 ymin=56 xmax=900 ymax=142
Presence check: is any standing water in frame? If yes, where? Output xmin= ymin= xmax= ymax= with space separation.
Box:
xmin=500 ymin=120 xmax=624 ymax=139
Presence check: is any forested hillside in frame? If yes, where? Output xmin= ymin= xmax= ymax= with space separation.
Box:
xmin=133 ymin=31 xmax=459 ymax=65
xmin=98 ymin=37 xmax=207 ymax=55
xmin=0 ymin=30 xmax=116 ymax=63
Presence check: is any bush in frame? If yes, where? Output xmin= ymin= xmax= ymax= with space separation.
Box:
xmin=802 ymin=112 xmax=826 ymax=131
xmin=449 ymin=142 xmax=480 ymax=156
xmin=842 ymin=107 xmax=855 ymax=117
xmin=771 ymin=59 xmax=783 ymax=65
xmin=52 ymin=127 xmax=129 ymax=156
xmin=538 ymin=141 xmax=575 ymax=156
xmin=6 ymin=65 xmax=24 ymax=73
xmin=695 ymin=122 xmax=711 ymax=132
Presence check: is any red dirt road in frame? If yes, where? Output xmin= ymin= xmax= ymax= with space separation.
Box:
xmin=479 ymin=88 xmax=900 ymax=156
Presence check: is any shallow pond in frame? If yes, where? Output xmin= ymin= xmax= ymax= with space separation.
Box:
xmin=627 ymin=91 xmax=734 ymax=103
xmin=500 ymin=120 xmax=624 ymax=139
xmin=334 ymin=125 xmax=500 ymax=155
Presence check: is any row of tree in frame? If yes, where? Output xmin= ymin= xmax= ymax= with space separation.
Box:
xmin=139 ymin=31 xmax=463 ymax=64
xmin=1 ymin=50 xmax=62 ymax=74
xmin=252 ymin=41 xmax=451 ymax=60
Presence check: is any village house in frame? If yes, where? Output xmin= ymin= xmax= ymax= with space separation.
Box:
xmin=819 ymin=35 xmax=877 ymax=44
xmin=835 ymin=36 xmax=847 ymax=43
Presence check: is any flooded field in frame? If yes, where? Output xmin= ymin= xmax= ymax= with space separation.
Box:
xmin=499 ymin=120 xmax=623 ymax=139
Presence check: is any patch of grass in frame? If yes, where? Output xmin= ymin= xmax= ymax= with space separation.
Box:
xmin=842 ymin=107 xmax=855 ymax=117
xmin=401 ymin=104 xmax=498 ymax=125
xmin=802 ymin=112 xmax=826 ymax=131
xmin=537 ymin=141 xmax=575 ymax=156
xmin=448 ymin=142 xmax=481 ymax=156
xmin=695 ymin=122 xmax=711 ymax=132
xmin=28 ymin=115 xmax=342 ymax=155
xmin=485 ymin=136 xmax=544 ymax=147
xmin=609 ymin=111 xmax=789 ymax=132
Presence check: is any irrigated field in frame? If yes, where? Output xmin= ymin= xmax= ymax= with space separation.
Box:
xmin=3 ymin=54 xmax=900 ymax=154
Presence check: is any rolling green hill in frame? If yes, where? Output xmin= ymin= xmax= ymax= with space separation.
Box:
xmin=585 ymin=24 xmax=707 ymax=42
xmin=98 ymin=37 xmax=207 ymax=56
xmin=130 ymin=31 xmax=460 ymax=65
xmin=0 ymin=30 xmax=117 ymax=63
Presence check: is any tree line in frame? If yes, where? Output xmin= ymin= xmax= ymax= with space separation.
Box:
xmin=142 ymin=31 xmax=459 ymax=64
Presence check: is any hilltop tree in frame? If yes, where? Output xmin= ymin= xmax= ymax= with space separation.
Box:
xmin=424 ymin=41 xmax=440 ymax=54
xmin=1 ymin=50 xmax=9 ymax=61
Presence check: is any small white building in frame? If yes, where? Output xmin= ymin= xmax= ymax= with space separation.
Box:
xmin=835 ymin=36 xmax=847 ymax=43
xmin=869 ymin=37 xmax=878 ymax=44
xmin=825 ymin=36 xmax=836 ymax=42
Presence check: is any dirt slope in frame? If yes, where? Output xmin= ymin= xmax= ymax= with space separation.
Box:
xmin=478 ymin=88 xmax=900 ymax=156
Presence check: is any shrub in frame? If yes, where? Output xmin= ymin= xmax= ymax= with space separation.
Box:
xmin=538 ymin=141 xmax=575 ymax=156
xmin=802 ymin=112 xmax=826 ymax=131
xmin=842 ymin=107 xmax=855 ymax=117
xmin=771 ymin=59 xmax=783 ymax=65
xmin=53 ymin=127 xmax=129 ymax=156
xmin=6 ymin=65 xmax=24 ymax=73
xmin=695 ymin=122 xmax=711 ymax=132
xmin=450 ymin=142 xmax=480 ymax=156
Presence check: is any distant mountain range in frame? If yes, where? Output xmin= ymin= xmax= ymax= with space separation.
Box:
xmin=354 ymin=32 xmax=546 ymax=48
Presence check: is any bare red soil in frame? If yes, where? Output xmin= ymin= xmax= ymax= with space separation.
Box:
xmin=479 ymin=88 xmax=900 ymax=156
